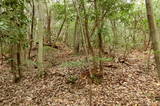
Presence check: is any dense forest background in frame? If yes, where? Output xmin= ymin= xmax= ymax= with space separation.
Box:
xmin=0 ymin=0 xmax=160 ymax=105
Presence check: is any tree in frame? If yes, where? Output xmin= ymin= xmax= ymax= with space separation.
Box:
xmin=145 ymin=0 xmax=160 ymax=79
xmin=0 ymin=0 xmax=28 ymax=82
xmin=37 ymin=0 xmax=45 ymax=76
xmin=28 ymin=0 xmax=35 ymax=59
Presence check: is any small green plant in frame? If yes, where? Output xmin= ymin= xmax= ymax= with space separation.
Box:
xmin=93 ymin=57 xmax=113 ymax=62
xmin=24 ymin=59 xmax=37 ymax=66
xmin=66 ymin=75 xmax=78 ymax=84
xmin=153 ymin=50 xmax=160 ymax=54
xmin=37 ymin=70 xmax=46 ymax=78
xmin=91 ymin=74 xmax=103 ymax=84
xmin=61 ymin=60 xmax=87 ymax=68
xmin=43 ymin=46 xmax=56 ymax=52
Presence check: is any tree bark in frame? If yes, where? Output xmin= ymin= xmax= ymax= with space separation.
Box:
xmin=46 ymin=10 xmax=52 ymax=44
xmin=10 ymin=45 xmax=19 ymax=83
xmin=98 ymin=24 xmax=103 ymax=74
xmin=0 ymin=41 xmax=3 ymax=65
xmin=111 ymin=20 xmax=118 ymax=51
xmin=16 ymin=42 xmax=22 ymax=79
xmin=45 ymin=0 xmax=52 ymax=44
xmin=28 ymin=0 xmax=35 ymax=59
xmin=37 ymin=0 xmax=44 ymax=75
xmin=145 ymin=0 xmax=160 ymax=79
xmin=73 ymin=15 xmax=80 ymax=53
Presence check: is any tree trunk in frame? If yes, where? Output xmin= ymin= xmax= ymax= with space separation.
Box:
xmin=44 ymin=0 xmax=52 ymax=44
xmin=81 ymin=0 xmax=97 ymax=73
xmin=28 ymin=0 xmax=35 ymax=59
xmin=111 ymin=20 xmax=118 ymax=51
xmin=0 ymin=41 xmax=3 ymax=65
xmin=16 ymin=42 xmax=22 ymax=79
xmin=145 ymin=0 xmax=160 ymax=79
xmin=37 ymin=0 xmax=44 ymax=75
xmin=98 ymin=24 xmax=104 ymax=74
xmin=63 ymin=23 xmax=69 ymax=44
xmin=46 ymin=10 xmax=52 ymax=44
xmin=72 ymin=0 xmax=87 ymax=54
xmin=56 ymin=0 xmax=67 ymax=41
xmin=73 ymin=15 xmax=80 ymax=54
xmin=10 ymin=45 xmax=19 ymax=83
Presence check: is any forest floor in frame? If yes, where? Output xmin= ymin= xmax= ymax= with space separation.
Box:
xmin=0 ymin=46 xmax=160 ymax=106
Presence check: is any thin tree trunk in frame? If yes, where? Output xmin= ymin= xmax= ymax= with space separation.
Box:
xmin=72 ymin=0 xmax=87 ymax=54
xmin=10 ymin=45 xmax=18 ymax=83
xmin=81 ymin=25 xmax=88 ymax=54
xmin=98 ymin=23 xmax=104 ymax=74
xmin=145 ymin=0 xmax=160 ymax=79
xmin=73 ymin=15 xmax=80 ymax=53
xmin=63 ymin=23 xmax=69 ymax=43
xmin=110 ymin=20 xmax=118 ymax=51
xmin=17 ymin=42 xmax=22 ymax=79
xmin=56 ymin=0 xmax=67 ymax=41
xmin=37 ymin=0 xmax=44 ymax=75
xmin=56 ymin=17 xmax=66 ymax=41
xmin=45 ymin=0 xmax=52 ymax=44
xmin=46 ymin=10 xmax=52 ymax=44
xmin=0 ymin=41 xmax=3 ymax=65
xmin=28 ymin=0 xmax=35 ymax=59
xmin=94 ymin=0 xmax=104 ymax=74
xmin=90 ymin=10 xmax=108 ymax=38
xmin=81 ymin=0 xmax=97 ymax=72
